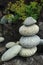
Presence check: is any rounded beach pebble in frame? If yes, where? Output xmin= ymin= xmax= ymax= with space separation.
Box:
xmin=0 ymin=37 xmax=4 ymax=42
xmin=1 ymin=45 xmax=22 ymax=61
xmin=6 ymin=41 xmax=20 ymax=48
xmin=19 ymin=47 xmax=37 ymax=57
xmin=23 ymin=17 xmax=37 ymax=26
xmin=5 ymin=42 xmax=16 ymax=48
xmin=19 ymin=24 xmax=39 ymax=36
xmin=19 ymin=35 xmax=40 ymax=48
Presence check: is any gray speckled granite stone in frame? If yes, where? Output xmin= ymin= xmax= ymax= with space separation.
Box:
xmin=23 ymin=17 xmax=37 ymax=26
xmin=19 ymin=35 xmax=40 ymax=48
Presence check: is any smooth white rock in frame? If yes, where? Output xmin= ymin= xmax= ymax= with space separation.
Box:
xmin=6 ymin=42 xmax=16 ymax=48
xmin=0 ymin=37 xmax=4 ymax=42
xmin=19 ymin=35 xmax=40 ymax=48
xmin=19 ymin=47 xmax=37 ymax=57
xmin=6 ymin=41 xmax=20 ymax=48
xmin=23 ymin=17 xmax=37 ymax=25
xmin=19 ymin=24 xmax=39 ymax=36
xmin=1 ymin=45 xmax=22 ymax=61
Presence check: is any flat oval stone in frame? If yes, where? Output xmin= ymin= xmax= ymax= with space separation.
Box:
xmin=1 ymin=45 xmax=22 ymax=61
xmin=6 ymin=42 xmax=16 ymax=48
xmin=6 ymin=41 xmax=20 ymax=48
xmin=19 ymin=35 xmax=40 ymax=48
xmin=19 ymin=24 xmax=39 ymax=36
xmin=19 ymin=47 xmax=37 ymax=57
xmin=0 ymin=37 xmax=4 ymax=42
xmin=23 ymin=17 xmax=37 ymax=26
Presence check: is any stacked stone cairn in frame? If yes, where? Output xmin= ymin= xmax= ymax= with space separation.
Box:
xmin=1 ymin=17 xmax=43 ymax=61
xmin=19 ymin=17 xmax=40 ymax=57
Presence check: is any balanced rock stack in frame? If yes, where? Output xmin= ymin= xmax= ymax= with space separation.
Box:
xmin=19 ymin=17 xmax=40 ymax=57
xmin=1 ymin=17 xmax=43 ymax=62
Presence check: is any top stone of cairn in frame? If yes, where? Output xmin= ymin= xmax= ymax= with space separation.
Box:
xmin=23 ymin=17 xmax=37 ymax=26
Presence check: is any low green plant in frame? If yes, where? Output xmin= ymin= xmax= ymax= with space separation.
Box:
xmin=6 ymin=0 xmax=27 ymax=20
xmin=5 ymin=0 xmax=42 ymax=21
xmin=25 ymin=2 xmax=42 ymax=19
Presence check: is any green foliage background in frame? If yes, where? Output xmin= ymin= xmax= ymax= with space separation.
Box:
xmin=0 ymin=0 xmax=43 ymax=24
